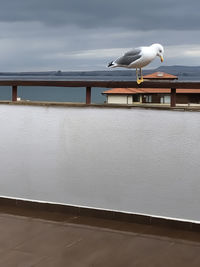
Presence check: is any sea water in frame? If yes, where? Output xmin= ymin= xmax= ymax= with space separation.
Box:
xmin=0 ymin=74 xmax=199 ymax=103
xmin=0 ymin=75 xmax=126 ymax=103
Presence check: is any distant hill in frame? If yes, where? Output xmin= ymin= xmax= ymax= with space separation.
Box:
xmin=0 ymin=66 xmax=200 ymax=79
xmin=155 ymin=65 xmax=200 ymax=77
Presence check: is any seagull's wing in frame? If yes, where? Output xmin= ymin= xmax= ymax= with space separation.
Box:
xmin=114 ymin=48 xmax=142 ymax=66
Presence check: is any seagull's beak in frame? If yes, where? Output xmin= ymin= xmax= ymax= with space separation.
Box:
xmin=160 ymin=55 xmax=164 ymax=62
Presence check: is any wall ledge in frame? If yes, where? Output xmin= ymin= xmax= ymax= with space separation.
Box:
xmin=0 ymin=101 xmax=200 ymax=111
xmin=0 ymin=196 xmax=200 ymax=232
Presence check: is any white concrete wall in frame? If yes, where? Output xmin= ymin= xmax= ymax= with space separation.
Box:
xmin=0 ymin=104 xmax=200 ymax=222
xmin=127 ymin=95 xmax=132 ymax=104
xmin=107 ymin=95 xmax=128 ymax=104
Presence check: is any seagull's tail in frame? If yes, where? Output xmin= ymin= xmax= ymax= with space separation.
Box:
xmin=108 ymin=61 xmax=115 ymax=67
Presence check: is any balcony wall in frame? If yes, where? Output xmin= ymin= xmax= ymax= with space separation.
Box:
xmin=0 ymin=103 xmax=200 ymax=222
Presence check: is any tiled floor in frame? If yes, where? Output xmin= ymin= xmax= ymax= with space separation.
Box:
xmin=0 ymin=208 xmax=200 ymax=266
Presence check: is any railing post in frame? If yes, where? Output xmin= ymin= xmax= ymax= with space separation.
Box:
xmin=171 ymin=88 xmax=176 ymax=107
xmin=12 ymin=85 xmax=17 ymax=101
xmin=86 ymin=87 xmax=91 ymax=104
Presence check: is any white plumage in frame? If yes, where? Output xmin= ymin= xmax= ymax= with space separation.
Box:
xmin=108 ymin=43 xmax=164 ymax=84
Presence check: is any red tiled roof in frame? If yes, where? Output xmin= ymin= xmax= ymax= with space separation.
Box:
xmin=103 ymin=88 xmax=136 ymax=94
xmin=143 ymin=72 xmax=178 ymax=79
xmin=103 ymin=88 xmax=200 ymax=94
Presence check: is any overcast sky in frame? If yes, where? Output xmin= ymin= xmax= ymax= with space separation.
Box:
xmin=0 ymin=0 xmax=200 ymax=71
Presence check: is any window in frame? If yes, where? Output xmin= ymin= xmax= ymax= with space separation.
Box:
xmin=144 ymin=95 xmax=152 ymax=103
xmin=164 ymin=95 xmax=170 ymax=104
xmin=133 ymin=94 xmax=140 ymax=102
xmin=160 ymin=95 xmax=170 ymax=104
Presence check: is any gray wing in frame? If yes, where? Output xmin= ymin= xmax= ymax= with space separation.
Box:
xmin=115 ymin=48 xmax=142 ymax=66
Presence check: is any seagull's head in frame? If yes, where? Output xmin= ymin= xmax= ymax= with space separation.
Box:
xmin=152 ymin=43 xmax=164 ymax=62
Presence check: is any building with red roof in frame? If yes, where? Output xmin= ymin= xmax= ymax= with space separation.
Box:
xmin=142 ymin=72 xmax=178 ymax=80
xmin=103 ymin=72 xmax=200 ymax=105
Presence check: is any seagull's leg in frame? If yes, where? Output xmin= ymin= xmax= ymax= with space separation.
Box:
xmin=137 ymin=68 xmax=143 ymax=84
xmin=136 ymin=68 xmax=139 ymax=83
xmin=140 ymin=68 xmax=144 ymax=83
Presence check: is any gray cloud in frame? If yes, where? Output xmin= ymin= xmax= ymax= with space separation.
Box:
xmin=0 ymin=0 xmax=199 ymax=30
xmin=0 ymin=0 xmax=199 ymax=71
xmin=0 ymin=21 xmax=199 ymax=71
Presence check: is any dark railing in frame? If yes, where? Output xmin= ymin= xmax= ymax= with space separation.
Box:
xmin=0 ymin=80 xmax=200 ymax=107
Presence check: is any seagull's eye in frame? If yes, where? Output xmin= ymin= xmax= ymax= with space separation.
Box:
xmin=159 ymin=49 xmax=162 ymax=53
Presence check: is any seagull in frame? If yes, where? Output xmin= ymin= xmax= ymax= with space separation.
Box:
xmin=108 ymin=43 xmax=164 ymax=84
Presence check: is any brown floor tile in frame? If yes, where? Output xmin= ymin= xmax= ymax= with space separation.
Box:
xmin=15 ymin=223 xmax=96 ymax=256
xmin=68 ymin=215 xmax=149 ymax=234
xmin=33 ymin=227 xmax=172 ymax=267
xmin=0 ymin=211 xmax=200 ymax=267
xmin=33 ymin=234 xmax=135 ymax=267
xmin=149 ymin=242 xmax=200 ymax=267
xmin=142 ymin=225 xmax=200 ymax=245
xmin=0 ymin=250 xmax=44 ymax=267
xmin=0 ymin=215 xmax=54 ymax=250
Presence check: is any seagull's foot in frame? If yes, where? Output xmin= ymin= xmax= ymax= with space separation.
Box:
xmin=137 ymin=77 xmax=144 ymax=84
